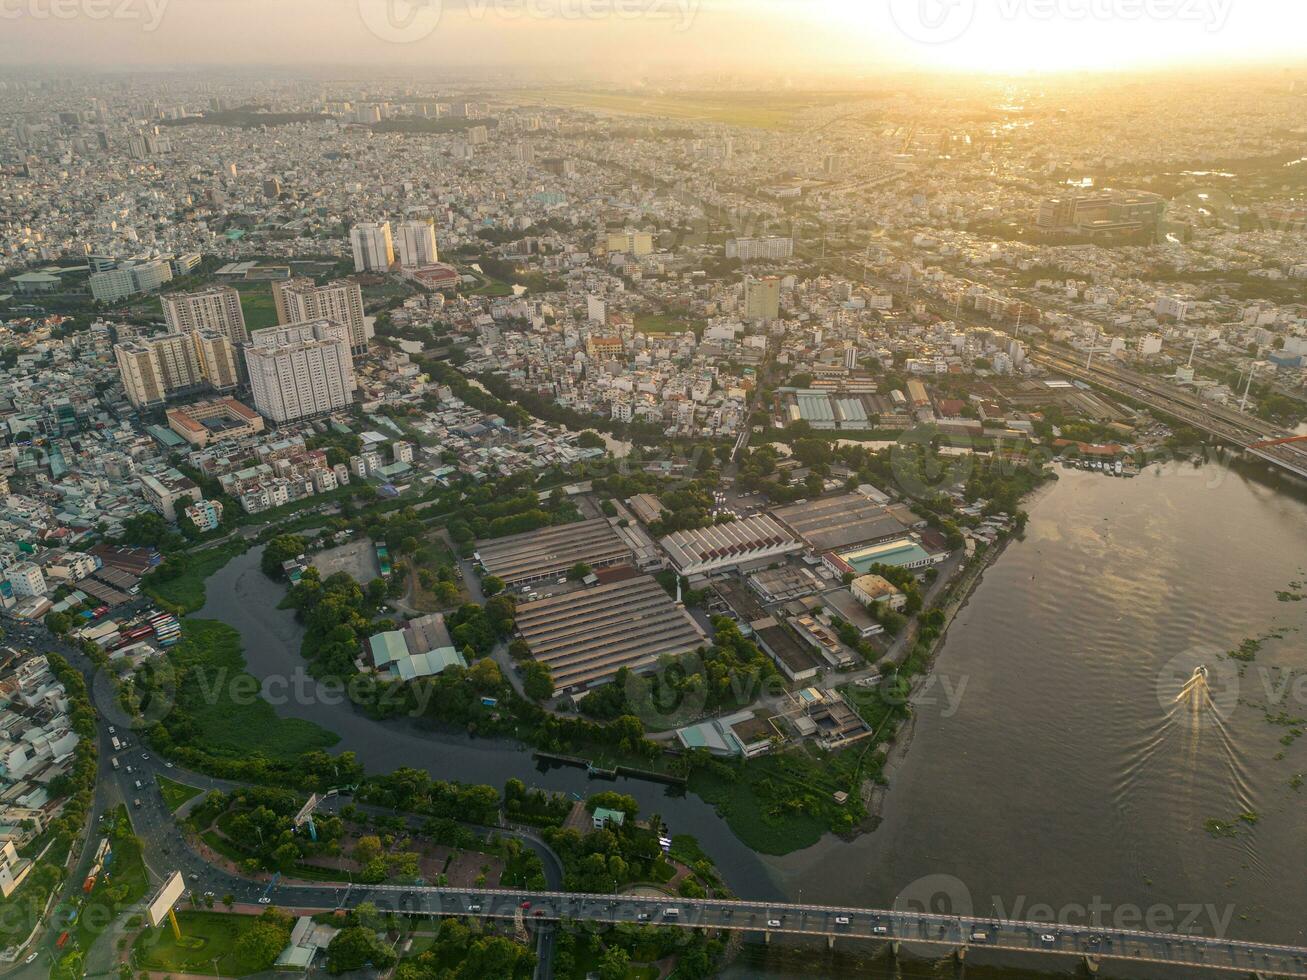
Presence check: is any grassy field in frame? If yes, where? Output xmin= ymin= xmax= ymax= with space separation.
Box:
xmin=633 ymin=312 xmax=702 ymax=336
xmin=134 ymin=910 xmax=273 ymax=976
xmin=169 ymin=619 xmax=339 ymax=762
xmin=235 ymin=284 xmax=278 ymax=330
xmin=143 ymin=540 xmax=248 ymax=614
xmin=499 ymin=89 xmax=822 ymax=129
xmin=157 ymin=775 xmax=203 ymax=813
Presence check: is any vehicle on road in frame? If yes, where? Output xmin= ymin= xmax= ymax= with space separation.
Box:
xmin=258 ymin=897 xmax=271 ymax=904
xmin=663 ymin=908 xmax=680 ymax=918
xmin=636 ymin=912 xmax=650 ymax=921
xmin=467 ymin=904 xmax=481 ymax=913
xmin=1041 ymin=934 xmax=1057 ymax=945
xmin=133 ymin=798 xmax=141 ymax=808
xmin=835 ymin=916 xmax=850 ymax=925
xmin=520 ymin=901 xmax=531 ymax=910
xmin=873 ymin=925 xmax=889 ymax=935
xmin=767 ymin=919 xmax=782 ymax=928
xmin=24 ymin=952 xmax=38 ymax=964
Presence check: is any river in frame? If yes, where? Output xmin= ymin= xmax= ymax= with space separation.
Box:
xmin=200 ymin=460 xmax=1307 ymax=974
xmin=197 ymin=549 xmax=782 ymax=902
xmin=764 ymin=462 xmax=1307 ymax=952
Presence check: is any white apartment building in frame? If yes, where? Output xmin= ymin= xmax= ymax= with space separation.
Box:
xmin=161 ymin=285 xmax=248 ymax=344
xmin=396 ymin=219 xmax=438 ymax=267
xmin=273 ymin=278 xmax=369 ymax=354
xmin=351 ymin=221 xmax=395 ymax=272
xmin=244 ymin=319 xmax=356 ymax=424
xmin=726 ymin=236 xmax=794 ymax=261
xmin=5 ymin=562 xmax=46 ymax=598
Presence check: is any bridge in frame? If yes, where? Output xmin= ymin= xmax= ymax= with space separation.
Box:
xmin=1029 ymin=348 xmax=1307 ymax=481
xmin=281 ymin=882 xmax=1307 ymax=977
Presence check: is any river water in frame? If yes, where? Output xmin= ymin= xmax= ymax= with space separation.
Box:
xmin=766 ymin=462 xmax=1307 ymax=952
xmin=200 ymin=460 xmax=1307 ymax=972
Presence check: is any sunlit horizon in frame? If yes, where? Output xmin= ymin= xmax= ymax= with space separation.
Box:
xmin=2 ymin=0 xmax=1307 ymax=78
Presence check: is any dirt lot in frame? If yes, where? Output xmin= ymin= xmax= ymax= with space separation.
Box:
xmin=311 ymin=537 xmax=380 ymax=582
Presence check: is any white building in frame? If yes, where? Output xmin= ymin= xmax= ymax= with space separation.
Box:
xmin=6 ymin=562 xmax=46 ymax=598
xmin=725 ymin=236 xmax=794 ymax=261
xmin=396 ymin=219 xmax=438 ymax=267
xmin=351 ymin=221 xmax=395 ymax=272
xmin=244 ymin=320 xmax=356 ymax=424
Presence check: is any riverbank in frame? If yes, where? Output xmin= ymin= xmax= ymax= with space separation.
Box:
xmin=865 ymin=533 xmax=1014 ymax=824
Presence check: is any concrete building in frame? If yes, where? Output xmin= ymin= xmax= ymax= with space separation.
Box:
xmin=166 ymin=397 xmax=265 ymax=448
xmin=88 ymin=257 xmax=173 ymax=303
xmin=850 ymin=573 xmax=906 ymax=611
xmin=743 ymin=275 xmax=781 ymax=321
xmin=113 ymin=330 xmax=239 ymax=408
xmin=396 ymin=219 xmax=438 ymax=267
xmin=244 ymin=320 xmax=356 ymax=424
xmin=273 ymin=278 xmax=369 ymax=354
xmin=5 ymin=562 xmax=46 ymax=598
xmin=606 ymin=230 xmax=653 ymax=256
xmin=726 ymin=236 xmax=793 ymax=261
xmin=350 ymin=221 xmax=395 ymax=272
xmin=161 ymin=285 xmax=248 ymax=344
xmin=139 ymin=469 xmax=201 ymax=522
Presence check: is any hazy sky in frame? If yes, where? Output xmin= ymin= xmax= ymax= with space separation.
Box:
xmin=3 ymin=0 xmax=1307 ymax=75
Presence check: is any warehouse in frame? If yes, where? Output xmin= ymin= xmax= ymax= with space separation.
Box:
xmin=475 ymin=518 xmax=633 ymax=588
xmin=514 ymin=576 xmax=706 ymax=690
xmin=660 ymin=514 xmax=802 ymax=578
xmin=771 ymin=494 xmax=909 ymax=553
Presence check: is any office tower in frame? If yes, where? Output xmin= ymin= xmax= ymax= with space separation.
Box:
xmin=743 ymin=275 xmax=782 ymax=321
xmin=273 ymin=277 xmax=369 ymax=354
xmin=396 ymin=219 xmax=438 ymax=267
xmin=606 ymin=231 xmax=654 ymax=256
xmin=244 ymin=320 xmax=356 ymax=424
xmin=161 ymin=285 xmax=248 ymax=344
xmin=350 ymin=221 xmax=395 ymax=272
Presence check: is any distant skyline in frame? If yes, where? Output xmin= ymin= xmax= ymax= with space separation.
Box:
xmin=3 ymin=0 xmax=1307 ymax=75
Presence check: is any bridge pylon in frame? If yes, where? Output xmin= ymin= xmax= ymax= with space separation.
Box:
xmin=1081 ymin=953 xmax=1101 ymax=976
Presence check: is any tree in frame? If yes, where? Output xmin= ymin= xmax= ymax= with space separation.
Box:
xmin=482 ymin=575 xmax=505 ymax=596
xmin=598 ymin=946 xmax=631 ymax=980
xmin=522 ymin=661 xmax=554 ymax=701
xmin=567 ymin=562 xmax=592 ymax=581
xmin=326 ymin=926 xmax=397 ymax=974
xmin=576 ymin=430 xmax=605 ymax=449
xmin=261 ymin=534 xmax=306 ymax=579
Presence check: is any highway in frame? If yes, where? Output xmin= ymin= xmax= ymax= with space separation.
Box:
xmin=1027 ymin=347 xmax=1307 ymax=478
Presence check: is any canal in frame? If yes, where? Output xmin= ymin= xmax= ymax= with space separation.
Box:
xmin=200 ymin=459 xmax=1307 ymax=974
